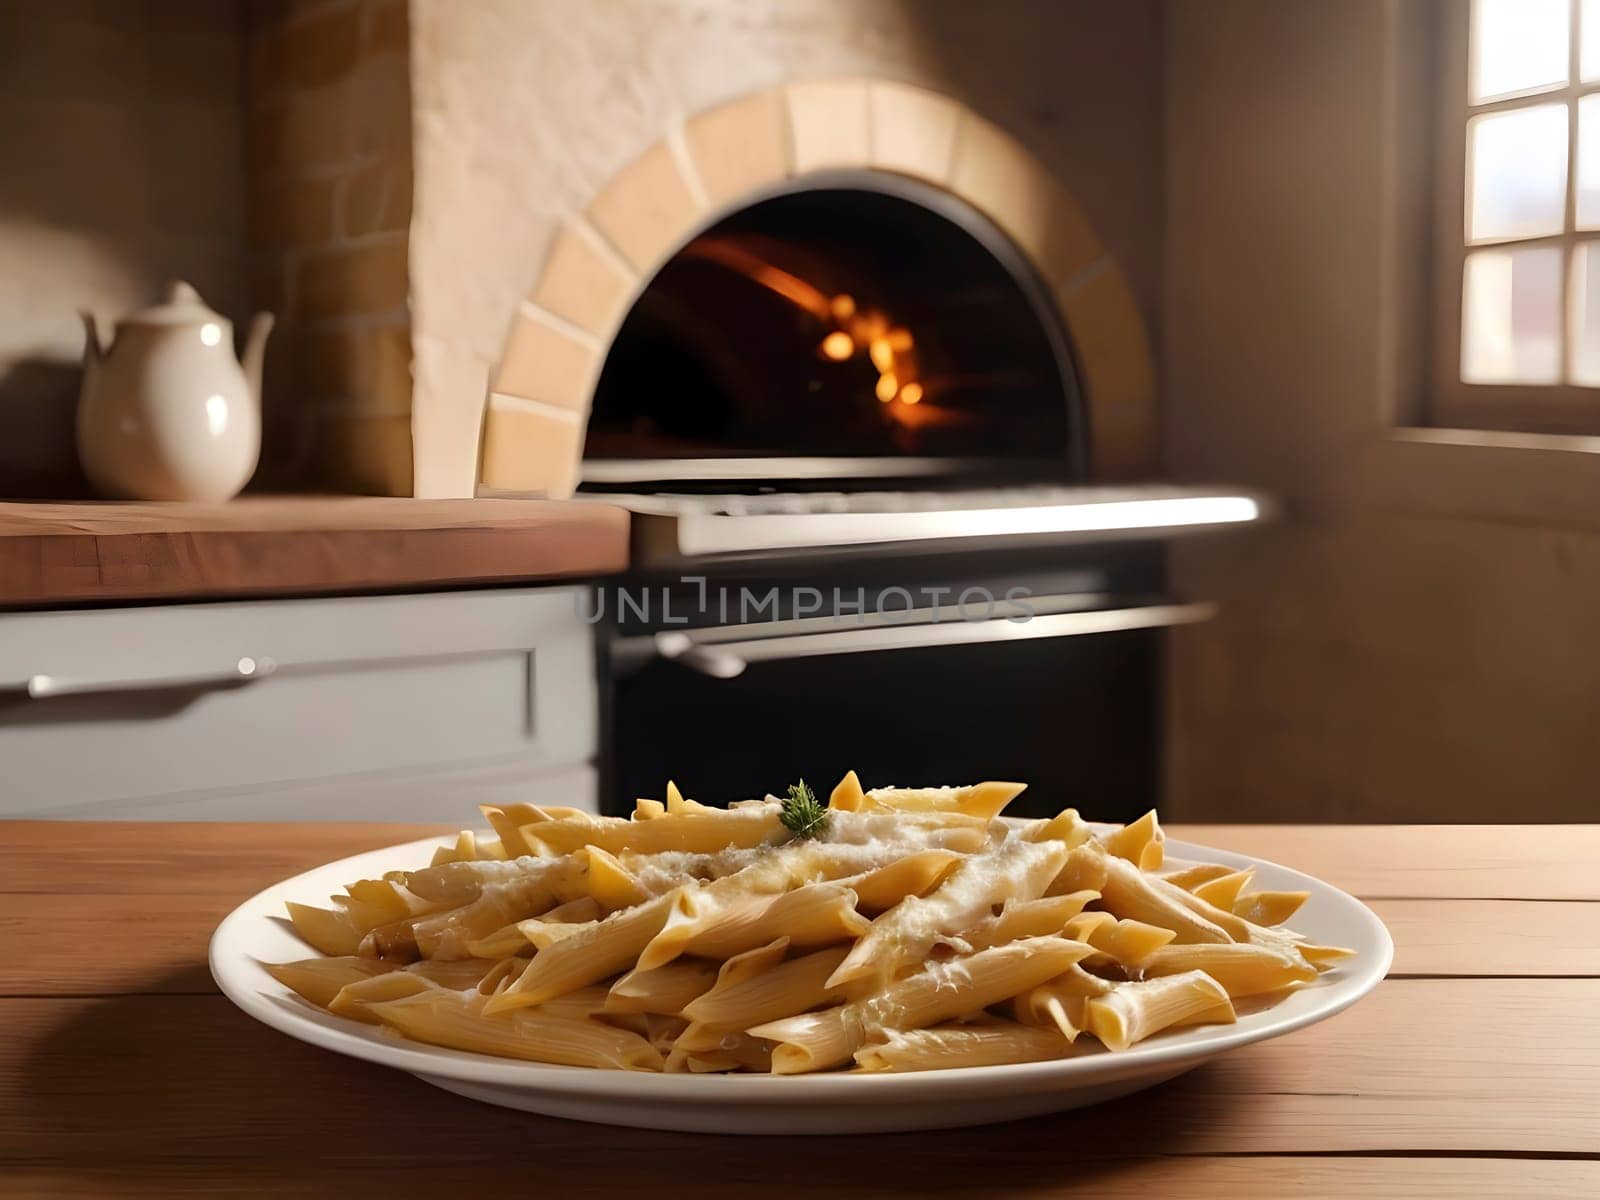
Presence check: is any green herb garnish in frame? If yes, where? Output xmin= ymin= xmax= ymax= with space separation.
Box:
xmin=780 ymin=779 xmax=829 ymax=841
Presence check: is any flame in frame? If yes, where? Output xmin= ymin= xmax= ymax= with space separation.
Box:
xmin=686 ymin=238 xmax=923 ymax=420
xmin=820 ymin=331 xmax=855 ymax=361
xmin=684 ymin=240 xmax=832 ymax=319
xmin=869 ymin=337 xmax=894 ymax=373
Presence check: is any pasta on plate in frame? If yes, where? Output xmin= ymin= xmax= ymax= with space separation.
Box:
xmin=269 ymin=775 xmax=1355 ymax=1074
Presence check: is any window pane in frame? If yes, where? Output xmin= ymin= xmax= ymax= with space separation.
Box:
xmin=1569 ymin=243 xmax=1600 ymax=383
xmin=1472 ymin=0 xmax=1570 ymax=102
xmin=1579 ymin=95 xmax=1600 ymax=227
xmin=1461 ymin=245 xmax=1563 ymax=383
xmin=1468 ymin=103 xmax=1569 ymax=242
xmin=1583 ymin=0 xmax=1600 ymax=80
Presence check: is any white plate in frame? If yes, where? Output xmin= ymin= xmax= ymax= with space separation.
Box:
xmin=210 ymin=831 xmax=1392 ymax=1134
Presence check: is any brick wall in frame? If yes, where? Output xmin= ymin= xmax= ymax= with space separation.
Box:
xmin=245 ymin=0 xmax=413 ymax=495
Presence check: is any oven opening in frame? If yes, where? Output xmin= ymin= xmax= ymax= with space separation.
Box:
xmin=584 ymin=175 xmax=1084 ymax=489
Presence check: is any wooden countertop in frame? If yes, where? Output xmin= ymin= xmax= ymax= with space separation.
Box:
xmin=0 ymin=497 xmax=629 ymax=606
xmin=2 ymin=822 xmax=1595 ymax=1196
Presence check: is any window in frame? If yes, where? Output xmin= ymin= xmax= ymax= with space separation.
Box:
xmin=1433 ymin=0 xmax=1600 ymax=432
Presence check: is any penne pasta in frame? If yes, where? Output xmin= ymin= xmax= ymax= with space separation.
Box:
xmin=524 ymin=984 xmax=613 ymax=1021
xmin=1067 ymin=912 xmax=1176 ymax=966
xmin=464 ymin=922 xmax=533 ymax=960
xmin=398 ymin=858 xmax=588 ymax=961
xmin=1097 ymin=853 xmax=1234 ymax=945
xmin=1011 ymin=964 xmax=1116 ymax=1041
xmin=1099 ymin=809 xmax=1165 ymax=871
xmin=1024 ymin=808 xmax=1096 ymax=849
xmin=285 ymin=902 xmax=364 ymax=957
xmin=536 ymin=896 xmax=604 ymax=924
xmin=953 ymin=892 xmax=1098 ymax=954
xmin=475 ymin=956 xmax=528 ymax=996
xmin=1046 ymin=842 xmax=1111 ymax=895
xmin=267 ymin=955 xmax=391 ymax=1007
xmin=1141 ymin=942 xmax=1319 ymax=996
xmin=269 ymin=773 xmax=1354 ymax=1074
xmin=327 ymin=970 xmax=435 ymax=1022
xmin=1159 ymin=862 xmax=1237 ymax=891
xmin=1192 ymin=869 xmax=1255 ymax=910
xmin=828 ymin=839 xmax=1070 ymax=990
xmin=370 ymin=989 xmax=663 ymax=1071
xmin=605 ymin=958 xmax=720 ymax=1015
xmin=857 ymin=781 xmax=1027 ymax=822
xmin=1298 ymin=943 xmax=1359 ymax=968
xmin=754 ymin=936 xmax=1093 ymax=1074
xmin=581 ymin=847 xmax=651 ymax=910
xmin=481 ymin=803 xmax=563 ymax=857
xmin=667 ymin=1032 xmax=773 ymax=1074
xmin=839 ymin=850 xmax=964 ymax=914
xmin=1233 ymin=890 xmax=1312 ymax=927
xmin=679 ymin=941 xmax=851 ymax=1038
xmin=828 ymin=769 xmax=866 ymax=811
xmin=399 ymin=858 xmax=531 ymax=907
xmin=606 ymin=1010 xmax=689 ymax=1050
xmin=485 ymin=891 xmax=680 ymax=1014
xmin=855 ymin=1022 xmax=1073 ymax=1072
xmin=1082 ymin=970 xmax=1236 ymax=1051
xmin=522 ymin=804 xmax=785 ymax=857
xmin=638 ymin=882 xmax=868 ymax=971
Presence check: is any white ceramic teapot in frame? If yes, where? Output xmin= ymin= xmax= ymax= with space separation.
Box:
xmin=78 ymin=282 xmax=273 ymax=502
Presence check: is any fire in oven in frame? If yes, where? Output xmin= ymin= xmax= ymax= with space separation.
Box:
xmin=577 ymin=172 xmax=1264 ymax=817
xmin=582 ymin=173 xmax=1081 ymax=482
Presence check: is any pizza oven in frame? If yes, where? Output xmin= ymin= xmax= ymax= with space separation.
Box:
xmin=453 ymin=82 xmax=1269 ymax=818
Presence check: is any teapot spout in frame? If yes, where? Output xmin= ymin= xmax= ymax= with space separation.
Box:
xmin=80 ymin=312 xmax=102 ymax=368
xmin=242 ymin=311 xmax=275 ymax=406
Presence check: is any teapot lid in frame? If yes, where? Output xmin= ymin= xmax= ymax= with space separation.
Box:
xmin=120 ymin=281 xmax=228 ymax=328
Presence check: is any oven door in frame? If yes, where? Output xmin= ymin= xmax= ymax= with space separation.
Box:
xmin=603 ymin=595 xmax=1210 ymax=821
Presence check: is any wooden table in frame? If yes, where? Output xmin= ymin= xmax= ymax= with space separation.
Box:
xmin=2 ymin=822 xmax=1596 ymax=1196
xmin=0 ymin=497 xmax=629 ymax=606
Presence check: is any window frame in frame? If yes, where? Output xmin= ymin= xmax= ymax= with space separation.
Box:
xmin=1431 ymin=0 xmax=1600 ymax=434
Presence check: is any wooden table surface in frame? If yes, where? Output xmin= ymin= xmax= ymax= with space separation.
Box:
xmin=2 ymin=821 xmax=1596 ymax=1197
xmin=0 ymin=497 xmax=629 ymax=606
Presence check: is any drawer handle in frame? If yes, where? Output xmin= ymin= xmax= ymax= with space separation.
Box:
xmin=24 ymin=656 xmax=277 ymax=700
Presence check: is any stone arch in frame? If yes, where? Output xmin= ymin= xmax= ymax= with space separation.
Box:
xmin=478 ymin=79 xmax=1155 ymax=495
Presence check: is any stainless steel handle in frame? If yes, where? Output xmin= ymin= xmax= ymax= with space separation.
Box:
xmin=643 ymin=602 xmax=1214 ymax=679
xmin=22 ymin=656 xmax=277 ymax=699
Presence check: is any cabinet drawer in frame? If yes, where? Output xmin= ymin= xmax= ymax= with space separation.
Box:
xmin=0 ymin=588 xmax=597 ymax=818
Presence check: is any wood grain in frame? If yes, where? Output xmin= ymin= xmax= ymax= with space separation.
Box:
xmin=0 ymin=497 xmax=629 ymax=605
xmin=0 ymin=821 xmax=451 ymax=895
xmin=2 ymin=821 xmax=1596 ymax=1195
xmin=1376 ymin=898 xmax=1600 ymax=976
xmin=1173 ymin=824 xmax=1600 ymax=900
xmin=0 ymin=893 xmax=236 ymax=995
xmin=2 ymin=1158 xmax=1593 ymax=1199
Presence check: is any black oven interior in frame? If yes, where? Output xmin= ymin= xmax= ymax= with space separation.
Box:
xmin=585 ymin=178 xmax=1083 ymax=482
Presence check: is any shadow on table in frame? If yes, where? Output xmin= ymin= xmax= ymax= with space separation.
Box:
xmin=18 ymin=969 xmax=1259 ymax=1195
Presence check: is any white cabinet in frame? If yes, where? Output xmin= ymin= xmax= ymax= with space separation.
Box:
xmin=0 ymin=587 xmax=598 ymax=820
